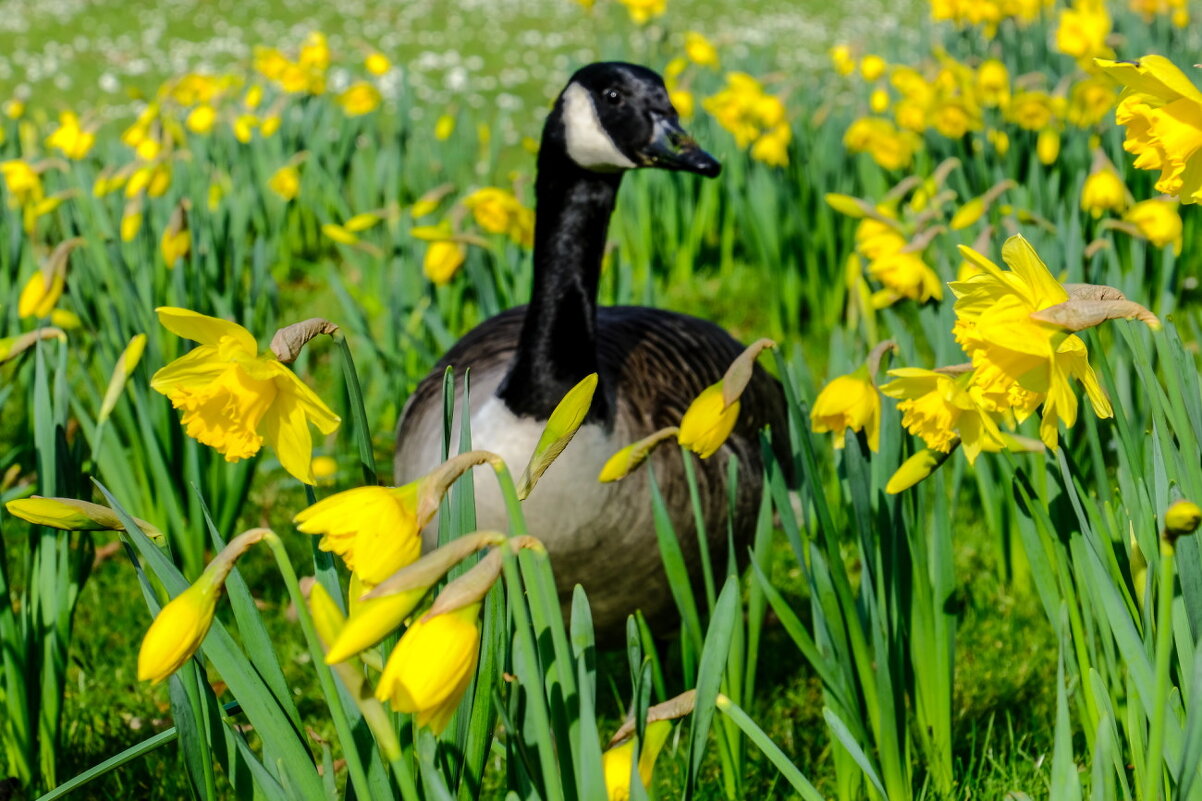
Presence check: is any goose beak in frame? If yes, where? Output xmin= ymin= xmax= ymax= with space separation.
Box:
xmin=642 ymin=116 xmax=722 ymax=178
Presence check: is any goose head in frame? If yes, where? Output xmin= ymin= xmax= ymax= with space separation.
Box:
xmin=548 ymin=62 xmax=721 ymax=178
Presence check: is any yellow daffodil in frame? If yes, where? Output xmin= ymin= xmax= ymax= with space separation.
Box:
xmin=337 ymin=82 xmax=382 ymax=116
xmin=18 ymin=270 xmax=65 ymax=319
xmin=6 ymin=495 xmax=159 ymax=537
xmin=1067 ymin=75 xmax=1117 ymax=127
xmin=1 ymin=159 xmax=43 ymax=207
xmin=424 ymin=240 xmax=467 ymax=285
xmin=45 ymin=112 xmax=95 ymax=159
xmin=138 ymin=577 xmax=220 ymax=684
xmin=375 ymin=604 xmax=481 ymax=734
xmin=602 ymin=720 xmax=673 ymax=800
xmin=138 ymin=529 xmax=269 ymax=684
xmin=868 ymin=250 xmax=944 ymax=305
xmin=325 ymin=574 xmax=429 ymax=664
xmin=1125 ymin=198 xmax=1183 ymax=253
xmin=1037 ymin=129 xmax=1061 ymax=165
xmin=703 ymin=72 xmax=790 ymax=160
xmin=311 ymin=455 xmax=337 ymax=486
xmin=950 ymin=236 xmax=1112 ymax=448
xmin=860 ymin=54 xmax=886 ymax=82
xmin=670 ymin=88 xmax=695 ymax=119
xmin=1095 ymin=56 xmax=1202 ymax=204
xmin=843 ymin=117 xmax=917 ymax=170
xmin=684 ymin=32 xmax=719 ymax=68
xmin=233 ymin=113 xmax=258 ymax=143
xmin=1006 ymin=91 xmax=1061 ymax=131
xmin=185 ymin=104 xmax=217 ymax=135
xmin=1055 ymin=0 xmax=1113 ymax=64
xmin=810 ymin=365 xmax=881 ymax=451
xmin=294 ymin=483 xmax=423 ymax=585
xmin=976 ymin=60 xmax=1010 ymax=108
xmin=616 ymin=0 xmax=666 ymax=24
xmin=881 ymin=368 xmax=1005 ymax=463
xmin=121 ymin=203 xmax=143 ymax=242
xmin=1166 ymin=500 xmax=1202 ymax=537
xmin=678 ymin=383 xmax=739 ymax=459
xmin=150 ymin=307 xmax=340 ymax=484
xmin=161 ymin=223 xmax=190 ymax=266
xmin=463 ymin=187 xmax=533 ymax=247
xmin=1081 ymin=162 xmax=1129 ymax=218
xmin=365 ymin=51 xmax=391 ymax=76
xmin=268 ymin=164 xmax=301 ymax=201
xmin=434 ymin=114 xmax=456 ymax=141
xmin=830 ymin=45 xmax=856 ymax=76
xmin=322 ymin=223 xmax=359 ymax=245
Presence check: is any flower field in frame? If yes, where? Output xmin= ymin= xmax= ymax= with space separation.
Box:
xmin=2 ymin=0 xmax=1202 ymax=798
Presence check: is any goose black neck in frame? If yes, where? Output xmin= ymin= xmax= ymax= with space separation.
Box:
xmin=497 ymin=142 xmax=621 ymax=421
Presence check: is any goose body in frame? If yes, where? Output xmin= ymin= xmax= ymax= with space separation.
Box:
xmin=395 ymin=63 xmax=788 ymax=638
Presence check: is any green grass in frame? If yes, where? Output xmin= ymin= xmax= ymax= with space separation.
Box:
xmin=1 ymin=0 xmax=1198 ymax=799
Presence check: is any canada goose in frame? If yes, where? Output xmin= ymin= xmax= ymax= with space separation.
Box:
xmin=396 ymin=62 xmax=788 ymax=639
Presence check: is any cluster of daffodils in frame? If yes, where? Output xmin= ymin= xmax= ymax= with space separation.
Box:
xmin=834 ymin=44 xmax=1118 ymax=170
xmin=811 ymin=234 xmax=1159 ymax=490
xmin=827 ymin=160 xmax=1019 ymax=311
xmin=1079 ymin=148 xmax=1184 ymax=253
xmin=1 ymin=157 xmax=76 ymax=236
xmin=660 ymin=31 xmax=722 ymax=121
xmin=402 ymin=184 xmax=535 ymax=285
xmin=598 ymin=339 xmax=775 ymax=482
xmin=928 ymin=0 xmax=1051 ymax=35
xmin=703 ymin=72 xmax=792 ymax=167
xmin=0 ymin=31 xmax=400 ymax=304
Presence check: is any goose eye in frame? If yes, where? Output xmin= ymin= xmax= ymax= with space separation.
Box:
xmin=603 ymin=88 xmax=622 ymax=106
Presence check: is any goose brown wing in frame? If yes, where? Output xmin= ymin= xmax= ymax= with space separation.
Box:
xmin=595 ymin=306 xmax=789 ymax=463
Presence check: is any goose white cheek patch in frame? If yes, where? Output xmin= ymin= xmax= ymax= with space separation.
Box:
xmin=561 ymin=83 xmax=637 ymax=171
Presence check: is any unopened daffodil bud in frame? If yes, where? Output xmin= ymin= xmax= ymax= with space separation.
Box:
xmin=678 ymin=383 xmax=739 ymax=459
xmin=885 ymin=447 xmax=954 ymax=494
xmin=602 ymin=720 xmax=673 ymax=800
xmin=1036 ymin=129 xmax=1060 ymax=165
xmin=0 ymin=327 xmax=67 ymax=365
xmin=1165 ymin=500 xmax=1202 ymax=544
xmin=138 ymin=528 xmax=271 ymax=683
xmin=98 ymin=334 xmax=148 ymax=424
xmin=599 ymin=427 xmax=679 ymax=482
xmin=325 ymin=573 xmax=429 ymax=665
xmin=517 ymin=373 xmax=597 ymax=499
xmin=810 ymin=364 xmax=881 ymax=452
xmin=6 ymin=495 xmax=162 ymax=539
xmin=375 ymin=603 xmax=482 ymax=734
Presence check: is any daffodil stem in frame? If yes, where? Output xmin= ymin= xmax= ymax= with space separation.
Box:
xmin=1143 ymin=545 xmax=1175 ymax=801
xmin=680 ymin=447 xmax=716 ymax=612
xmin=489 ymin=461 xmax=566 ymax=801
xmin=260 ymin=533 xmax=385 ymax=801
